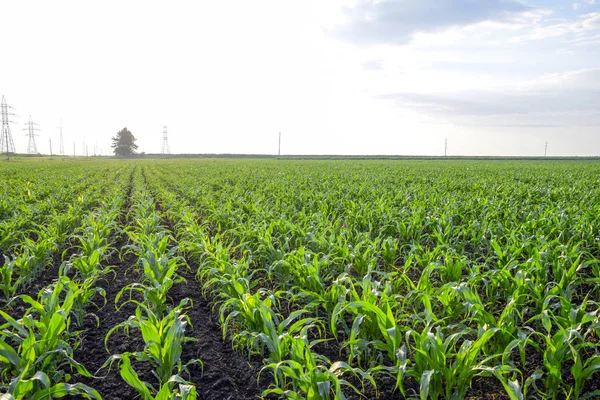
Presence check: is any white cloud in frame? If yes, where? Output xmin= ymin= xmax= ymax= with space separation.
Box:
xmin=329 ymin=0 xmax=536 ymax=46
xmin=374 ymin=68 xmax=600 ymax=131
xmin=486 ymin=11 xmax=600 ymax=46
xmin=519 ymin=68 xmax=600 ymax=91
xmin=573 ymin=0 xmax=596 ymax=11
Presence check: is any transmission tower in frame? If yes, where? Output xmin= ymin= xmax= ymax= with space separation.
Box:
xmin=58 ymin=119 xmax=65 ymax=156
xmin=161 ymin=125 xmax=170 ymax=155
xmin=24 ymin=116 xmax=40 ymax=155
xmin=0 ymin=95 xmax=17 ymax=158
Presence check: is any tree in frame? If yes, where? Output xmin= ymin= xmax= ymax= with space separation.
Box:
xmin=111 ymin=127 xmax=138 ymax=156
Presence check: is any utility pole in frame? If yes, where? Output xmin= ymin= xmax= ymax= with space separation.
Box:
xmin=24 ymin=116 xmax=40 ymax=155
xmin=49 ymin=139 xmax=52 ymax=159
xmin=58 ymin=119 xmax=65 ymax=156
xmin=278 ymin=132 xmax=281 ymax=156
xmin=161 ymin=125 xmax=170 ymax=155
xmin=86 ymin=145 xmax=88 ymax=157
xmin=73 ymin=142 xmax=75 ymax=158
xmin=545 ymin=141 xmax=548 ymax=157
xmin=1 ymin=95 xmax=17 ymax=159
xmin=444 ymin=138 xmax=448 ymax=157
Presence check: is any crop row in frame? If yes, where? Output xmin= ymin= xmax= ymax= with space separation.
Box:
xmin=0 ymin=165 xmax=128 ymax=399
xmin=0 ymin=163 xmax=128 ymax=253
xmin=102 ymin=172 xmax=199 ymax=399
xmin=0 ymin=163 xmax=130 ymax=297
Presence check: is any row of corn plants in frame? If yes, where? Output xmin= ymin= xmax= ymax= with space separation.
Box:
xmin=147 ymin=176 xmax=374 ymax=399
xmin=145 ymin=159 xmax=600 ymax=399
xmin=0 ymin=166 xmax=130 ymax=399
xmin=0 ymin=165 xmax=130 ymax=298
xmin=0 ymin=163 xmax=124 ymax=254
xmin=102 ymin=175 xmax=198 ymax=400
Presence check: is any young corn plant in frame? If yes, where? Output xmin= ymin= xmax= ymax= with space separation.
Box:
xmin=526 ymin=296 xmax=600 ymax=399
xmin=405 ymin=324 xmax=503 ymax=400
xmin=43 ymin=209 xmax=80 ymax=250
xmin=380 ymin=236 xmax=400 ymax=269
xmin=67 ymin=274 xmax=107 ymax=328
xmin=11 ymin=238 xmax=55 ymax=291
xmin=105 ymin=299 xmax=200 ymax=384
xmin=442 ymin=282 xmax=528 ymax=354
xmin=334 ymin=300 xmax=407 ymax=393
xmin=0 ymin=277 xmax=98 ymax=399
xmin=267 ymin=247 xmax=327 ymax=294
xmin=69 ymin=228 xmax=113 ymax=280
xmin=249 ymin=309 xmax=323 ymax=363
xmin=117 ymin=232 xmax=182 ymax=314
xmin=0 ymin=256 xmax=16 ymax=298
xmin=330 ymin=268 xmax=399 ymax=342
xmin=219 ymin=290 xmax=278 ymax=353
xmin=0 ymin=367 xmax=101 ymax=400
xmin=262 ymin=334 xmax=373 ymax=400
xmin=106 ymin=353 xmax=197 ymax=400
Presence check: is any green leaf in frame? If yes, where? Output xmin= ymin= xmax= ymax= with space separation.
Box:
xmin=119 ymin=354 xmax=154 ymax=400
xmin=0 ymin=340 xmax=20 ymax=367
xmin=30 ymin=382 xmax=102 ymax=400
xmin=420 ymin=370 xmax=434 ymax=400
xmin=541 ymin=310 xmax=552 ymax=334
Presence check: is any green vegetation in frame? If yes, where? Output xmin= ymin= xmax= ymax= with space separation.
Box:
xmin=1 ymin=158 xmax=599 ymax=399
xmin=111 ymin=128 xmax=138 ymax=157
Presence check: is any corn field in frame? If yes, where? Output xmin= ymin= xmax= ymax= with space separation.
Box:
xmin=1 ymin=158 xmax=599 ymax=400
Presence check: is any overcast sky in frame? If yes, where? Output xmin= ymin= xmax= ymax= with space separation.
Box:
xmin=1 ymin=0 xmax=599 ymax=156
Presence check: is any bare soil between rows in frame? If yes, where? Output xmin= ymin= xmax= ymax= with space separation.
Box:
xmin=70 ymin=184 xmax=269 ymax=399
xmin=71 ymin=251 xmax=270 ymax=400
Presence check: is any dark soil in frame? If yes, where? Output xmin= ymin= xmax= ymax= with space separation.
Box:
xmin=71 ymin=170 xmax=150 ymax=400
xmin=467 ymin=377 xmax=510 ymax=400
xmin=71 ymin=174 xmax=270 ymax=400
xmin=72 ymin=245 xmax=147 ymax=400
xmin=170 ymin=266 xmax=271 ymax=400
xmin=151 ymin=177 xmax=272 ymax=400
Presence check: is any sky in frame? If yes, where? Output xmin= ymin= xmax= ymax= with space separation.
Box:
xmin=0 ymin=0 xmax=599 ymax=156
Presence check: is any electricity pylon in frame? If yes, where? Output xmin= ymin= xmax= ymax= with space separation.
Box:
xmin=161 ymin=125 xmax=170 ymax=155
xmin=0 ymin=95 xmax=17 ymax=158
xmin=24 ymin=116 xmax=40 ymax=155
xmin=58 ymin=119 xmax=65 ymax=156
